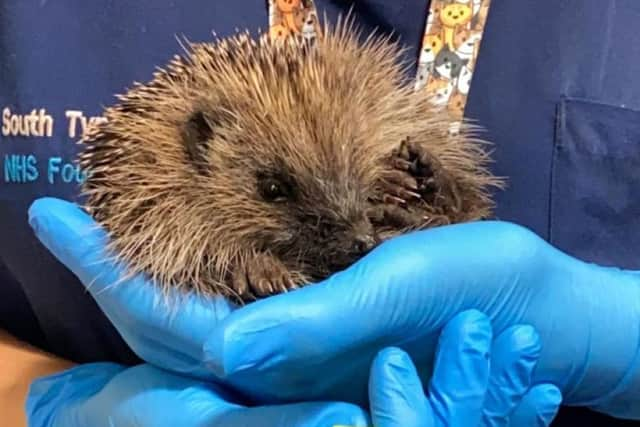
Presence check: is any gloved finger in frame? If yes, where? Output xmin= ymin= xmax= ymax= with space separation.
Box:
xmin=368 ymin=347 xmax=432 ymax=427
xmin=480 ymin=324 xmax=541 ymax=427
xmin=28 ymin=197 xmax=234 ymax=377
xmin=427 ymin=309 xmax=492 ymax=426
xmin=29 ymin=363 xmax=369 ymax=427
xmin=508 ymin=384 xmax=562 ymax=426
xmin=26 ymin=363 xmax=128 ymax=427
xmin=211 ymin=402 xmax=370 ymax=427
xmin=30 ymin=197 xmax=141 ymax=295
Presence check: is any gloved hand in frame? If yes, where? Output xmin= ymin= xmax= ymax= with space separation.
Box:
xmin=27 ymin=197 xmax=561 ymax=427
xmin=28 ymin=198 xmax=640 ymax=419
xmin=202 ymin=220 xmax=640 ymax=420
xmin=25 ymin=309 xmax=561 ymax=427
xmin=25 ymin=362 xmax=368 ymax=427
xmin=28 ymin=197 xmax=237 ymax=379
xmin=368 ymin=310 xmax=561 ymax=427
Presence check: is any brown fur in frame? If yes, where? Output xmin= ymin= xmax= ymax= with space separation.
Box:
xmin=78 ymin=17 xmax=502 ymax=304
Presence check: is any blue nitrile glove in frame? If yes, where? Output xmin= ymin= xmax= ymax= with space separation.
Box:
xmin=203 ymin=221 xmax=640 ymax=420
xmin=25 ymin=362 xmax=369 ymax=427
xmin=24 ymin=309 xmax=558 ymax=427
xmin=369 ymin=310 xmax=562 ymax=427
xmin=27 ymin=197 xmax=639 ymax=419
xmin=28 ymin=197 xmax=237 ymax=380
xmin=27 ymin=198 xmax=561 ymax=427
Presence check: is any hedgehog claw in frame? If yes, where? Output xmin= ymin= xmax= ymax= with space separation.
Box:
xmin=382 ymin=194 xmax=407 ymax=206
xmin=392 ymin=158 xmax=413 ymax=171
xmin=394 ymin=137 xmax=412 ymax=160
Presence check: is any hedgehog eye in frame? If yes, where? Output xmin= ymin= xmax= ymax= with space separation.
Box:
xmin=257 ymin=171 xmax=294 ymax=203
xmin=259 ymin=178 xmax=291 ymax=202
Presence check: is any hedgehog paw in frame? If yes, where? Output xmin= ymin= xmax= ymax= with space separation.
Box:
xmin=367 ymin=203 xmax=451 ymax=239
xmin=388 ymin=137 xmax=462 ymax=212
xmin=368 ymin=203 xmax=422 ymax=231
xmin=233 ymin=253 xmax=298 ymax=301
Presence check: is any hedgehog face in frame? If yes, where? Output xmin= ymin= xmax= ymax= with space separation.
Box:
xmin=180 ymin=97 xmax=383 ymax=280
xmin=251 ymin=162 xmax=378 ymax=277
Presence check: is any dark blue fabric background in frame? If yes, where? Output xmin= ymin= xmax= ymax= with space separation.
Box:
xmin=1 ymin=1 xmax=638 ymax=425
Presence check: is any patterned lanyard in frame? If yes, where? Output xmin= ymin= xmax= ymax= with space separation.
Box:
xmin=267 ymin=0 xmax=491 ymax=124
xmin=267 ymin=0 xmax=321 ymax=41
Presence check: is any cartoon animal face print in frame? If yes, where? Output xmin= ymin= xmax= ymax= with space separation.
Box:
xmin=472 ymin=3 xmax=490 ymax=30
xmin=276 ymin=0 xmax=301 ymax=14
xmin=448 ymin=121 xmax=462 ymax=136
xmin=427 ymin=78 xmax=454 ymax=107
xmin=440 ymin=4 xmax=473 ymax=50
xmin=457 ymin=0 xmax=482 ymax=15
xmin=439 ymin=4 xmax=473 ymax=28
xmin=415 ymin=63 xmax=432 ymax=89
xmin=275 ymin=0 xmax=304 ymax=34
xmin=270 ymin=23 xmax=291 ymax=40
xmin=434 ymin=48 xmax=468 ymax=80
xmin=428 ymin=4 xmax=443 ymax=26
xmin=301 ymin=11 xmax=318 ymax=40
xmin=454 ymin=30 xmax=471 ymax=54
xmin=448 ymin=91 xmax=466 ymax=117
xmin=454 ymin=30 xmax=481 ymax=60
xmin=420 ymin=34 xmax=444 ymax=64
xmin=457 ymin=65 xmax=473 ymax=95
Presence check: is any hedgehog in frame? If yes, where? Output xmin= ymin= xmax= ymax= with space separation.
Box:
xmin=78 ymin=18 xmax=502 ymax=304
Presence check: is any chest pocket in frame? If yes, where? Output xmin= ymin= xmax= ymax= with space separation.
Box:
xmin=550 ymin=97 xmax=640 ymax=270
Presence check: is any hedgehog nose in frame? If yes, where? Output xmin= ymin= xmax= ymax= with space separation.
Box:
xmin=353 ymin=234 xmax=377 ymax=254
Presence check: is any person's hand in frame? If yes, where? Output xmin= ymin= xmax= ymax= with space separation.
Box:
xmin=25 ymin=362 xmax=368 ymax=427
xmin=28 ymin=197 xmax=236 ymax=379
xmin=27 ymin=197 xmax=639 ymax=419
xmin=368 ymin=310 xmax=561 ymax=427
xmin=203 ymin=221 xmax=640 ymax=420
xmin=25 ymin=309 xmax=561 ymax=427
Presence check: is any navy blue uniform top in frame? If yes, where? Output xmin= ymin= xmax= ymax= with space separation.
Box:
xmin=1 ymin=1 xmax=639 ymax=425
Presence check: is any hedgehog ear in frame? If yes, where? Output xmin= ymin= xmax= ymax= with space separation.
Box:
xmin=182 ymin=110 xmax=215 ymax=175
